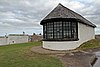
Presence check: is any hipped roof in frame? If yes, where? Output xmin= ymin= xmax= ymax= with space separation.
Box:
xmin=40 ymin=3 xmax=96 ymax=27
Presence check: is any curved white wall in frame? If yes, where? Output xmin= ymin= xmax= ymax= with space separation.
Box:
xmin=43 ymin=41 xmax=79 ymax=50
xmin=43 ymin=22 xmax=95 ymax=50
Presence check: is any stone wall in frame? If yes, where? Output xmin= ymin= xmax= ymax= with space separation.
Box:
xmin=0 ymin=37 xmax=8 ymax=45
xmin=0 ymin=35 xmax=28 ymax=45
xmin=8 ymin=35 xmax=28 ymax=44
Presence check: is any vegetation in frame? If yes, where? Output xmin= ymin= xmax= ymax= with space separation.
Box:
xmin=77 ymin=39 xmax=100 ymax=50
xmin=0 ymin=41 xmax=62 ymax=67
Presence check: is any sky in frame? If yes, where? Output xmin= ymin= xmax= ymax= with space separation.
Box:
xmin=0 ymin=0 xmax=100 ymax=36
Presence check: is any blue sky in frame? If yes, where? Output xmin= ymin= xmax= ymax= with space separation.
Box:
xmin=0 ymin=0 xmax=100 ymax=35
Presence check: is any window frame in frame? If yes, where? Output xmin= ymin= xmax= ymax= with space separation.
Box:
xmin=43 ymin=21 xmax=78 ymax=41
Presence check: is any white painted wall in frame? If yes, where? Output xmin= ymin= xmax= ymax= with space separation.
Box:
xmin=0 ymin=37 xmax=8 ymax=45
xmin=0 ymin=35 xmax=28 ymax=45
xmin=78 ymin=23 xmax=95 ymax=45
xmin=43 ymin=22 xmax=95 ymax=50
xmin=8 ymin=36 xmax=28 ymax=44
xmin=43 ymin=41 xmax=79 ymax=50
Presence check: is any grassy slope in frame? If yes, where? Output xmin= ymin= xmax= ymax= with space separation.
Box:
xmin=77 ymin=39 xmax=100 ymax=50
xmin=0 ymin=41 xmax=62 ymax=67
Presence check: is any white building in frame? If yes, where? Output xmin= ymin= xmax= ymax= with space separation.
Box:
xmin=40 ymin=3 xmax=96 ymax=50
xmin=0 ymin=34 xmax=28 ymax=45
xmin=8 ymin=34 xmax=29 ymax=44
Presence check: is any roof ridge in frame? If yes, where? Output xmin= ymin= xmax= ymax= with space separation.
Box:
xmin=58 ymin=4 xmax=96 ymax=27
xmin=40 ymin=3 xmax=96 ymax=27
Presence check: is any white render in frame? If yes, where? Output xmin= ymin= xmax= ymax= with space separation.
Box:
xmin=0 ymin=35 xmax=28 ymax=45
xmin=8 ymin=36 xmax=28 ymax=44
xmin=43 ymin=22 xmax=95 ymax=50
xmin=0 ymin=37 xmax=8 ymax=45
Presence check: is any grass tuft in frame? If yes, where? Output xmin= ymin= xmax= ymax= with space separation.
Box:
xmin=77 ymin=39 xmax=100 ymax=50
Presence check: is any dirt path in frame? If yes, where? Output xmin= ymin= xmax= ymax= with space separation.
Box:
xmin=57 ymin=52 xmax=95 ymax=67
xmin=31 ymin=46 xmax=96 ymax=67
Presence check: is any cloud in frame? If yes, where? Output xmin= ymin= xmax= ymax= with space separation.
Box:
xmin=0 ymin=0 xmax=99 ymax=35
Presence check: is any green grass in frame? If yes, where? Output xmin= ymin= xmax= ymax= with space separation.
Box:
xmin=0 ymin=41 xmax=62 ymax=67
xmin=77 ymin=39 xmax=100 ymax=50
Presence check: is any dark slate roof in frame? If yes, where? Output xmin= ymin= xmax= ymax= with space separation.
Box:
xmin=40 ymin=3 xmax=96 ymax=27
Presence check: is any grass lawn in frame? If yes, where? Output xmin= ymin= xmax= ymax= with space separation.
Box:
xmin=77 ymin=39 xmax=100 ymax=50
xmin=0 ymin=41 xmax=62 ymax=67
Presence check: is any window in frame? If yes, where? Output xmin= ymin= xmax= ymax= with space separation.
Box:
xmin=43 ymin=24 xmax=47 ymax=39
xmin=47 ymin=22 xmax=53 ymax=39
xmin=54 ymin=22 xmax=62 ymax=39
xmin=43 ymin=21 xmax=78 ymax=41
